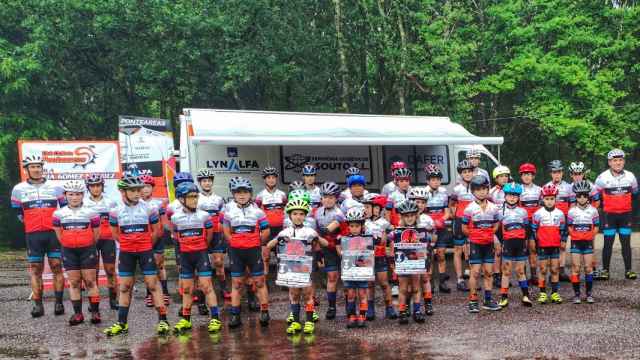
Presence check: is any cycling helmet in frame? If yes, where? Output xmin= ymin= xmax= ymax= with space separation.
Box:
xmin=229 ymin=177 xmax=252 ymax=193
xmin=371 ymin=194 xmax=388 ymax=209
xmin=173 ymin=172 xmax=194 ymax=186
xmin=503 ymin=182 xmax=523 ymax=196
xmin=197 ymin=168 xmax=215 ymax=180
xmin=569 ymin=161 xmax=585 ymax=174
xmin=139 ymin=174 xmax=155 ymax=186
xmin=175 ymin=182 xmax=199 ymax=198
xmin=397 ymin=200 xmax=419 ymax=215
xmin=302 ymin=164 xmax=317 ymax=176
xmin=548 ymin=160 xmax=564 ymax=172
xmin=393 ymin=167 xmax=412 ymax=179
xmin=288 ymin=189 xmax=311 ymax=203
xmin=465 ymin=149 xmax=481 ymax=159
xmin=320 ymin=181 xmax=341 ymax=196
xmin=345 ymin=167 xmax=361 ymax=178
xmin=63 ymin=180 xmax=86 ymax=193
xmin=391 ymin=161 xmax=407 ymax=171
xmin=85 ymin=173 xmax=104 ymax=186
xmin=492 ymin=165 xmax=511 ymax=179
xmin=469 ymin=175 xmax=490 ymax=191
xmin=22 ymin=155 xmax=44 ymax=168
xmin=345 ymin=207 xmax=366 ymax=223
xmin=541 ymin=183 xmax=558 ymax=197
xmin=572 ymin=180 xmax=592 ymax=195
xmin=607 ymin=148 xmax=625 ymax=159
xmin=289 ymin=181 xmax=305 ymax=192
xmin=424 ymin=164 xmax=443 ymax=179
xmin=408 ymin=187 xmax=429 ymax=201
xmin=518 ymin=163 xmax=537 ymax=174
xmin=285 ymin=198 xmax=310 ymax=214
xmin=347 ymin=174 xmax=366 ymax=187
xmin=262 ymin=166 xmax=278 ymax=178
xmin=456 ymin=160 xmax=474 ymax=174
xmin=361 ymin=192 xmax=377 ymax=204
xmin=118 ymin=175 xmax=145 ymax=190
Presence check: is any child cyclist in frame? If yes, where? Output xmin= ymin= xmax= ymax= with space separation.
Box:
xmin=267 ymin=199 xmax=328 ymax=335
xmin=362 ymin=193 xmax=397 ymax=320
xmin=423 ymin=164 xmax=452 ymax=294
xmin=302 ymin=164 xmax=322 ymax=208
xmin=340 ymin=167 xmax=368 ymax=203
xmin=519 ymin=163 xmax=542 ymax=286
xmin=532 ymin=184 xmax=566 ymax=305
xmin=222 ymin=177 xmax=271 ymax=328
xmin=545 ymin=160 xmax=573 ymax=282
xmin=567 ymin=181 xmax=599 ymax=304
xmin=171 ymin=182 xmax=222 ymax=334
xmin=490 ymin=165 xmax=511 ymax=288
xmin=450 ymin=160 xmax=475 ymax=292
xmin=337 ymin=207 xmax=373 ymax=328
xmin=83 ymin=173 xmax=119 ymax=310
xmin=382 ymin=162 xmax=408 ymax=196
xmin=462 ymin=176 xmax=501 ymax=313
xmin=497 ymin=183 xmax=533 ymax=308
xmin=409 ymin=187 xmax=438 ymax=316
xmin=53 ymin=180 xmax=101 ymax=325
xmin=255 ymin=166 xmax=288 ymax=276
xmin=313 ymin=182 xmax=345 ymax=320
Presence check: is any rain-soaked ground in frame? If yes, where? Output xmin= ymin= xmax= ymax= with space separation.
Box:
xmin=0 ymin=237 xmax=639 ymax=360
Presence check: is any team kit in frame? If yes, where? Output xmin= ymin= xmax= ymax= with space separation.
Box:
xmin=10 ymin=148 xmax=638 ymax=337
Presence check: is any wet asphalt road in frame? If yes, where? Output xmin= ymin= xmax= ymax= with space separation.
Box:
xmin=0 ymin=237 xmax=639 ymax=360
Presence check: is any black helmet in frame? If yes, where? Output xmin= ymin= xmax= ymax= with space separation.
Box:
xmin=457 ymin=160 xmax=473 ymax=174
xmin=469 ymin=175 xmax=490 ymax=191
xmin=397 ymin=200 xmax=419 ymax=215
xmin=262 ymin=166 xmax=278 ymax=178
xmin=548 ymin=160 xmax=564 ymax=172
xmin=572 ymin=180 xmax=592 ymax=195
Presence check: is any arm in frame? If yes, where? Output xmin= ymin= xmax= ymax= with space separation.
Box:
xmin=265 ymin=238 xmax=278 ymax=250
xmin=53 ymin=227 xmax=63 ymax=242
xmin=110 ymin=226 xmax=120 ymax=242
xmin=91 ymin=215 xmax=101 ymax=243
xmin=317 ymin=236 xmax=329 ymax=248
xmin=336 ymin=244 xmax=342 ymax=257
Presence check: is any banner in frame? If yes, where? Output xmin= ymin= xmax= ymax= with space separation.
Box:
xmin=119 ymin=115 xmax=175 ymax=199
xmin=384 ymin=145 xmax=450 ymax=184
xmin=275 ymin=239 xmax=313 ymax=288
xmin=17 ymin=140 xmax=122 ymax=202
xmin=340 ymin=235 xmax=375 ymax=282
xmin=393 ymin=228 xmax=429 ymax=275
xmin=281 ymin=146 xmax=373 ymax=184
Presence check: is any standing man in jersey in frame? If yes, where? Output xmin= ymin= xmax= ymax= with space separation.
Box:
xmin=11 ymin=155 xmax=66 ymax=318
xmin=382 ymin=162 xmax=408 ymax=196
xmin=594 ymin=149 xmax=638 ymax=280
xmin=255 ymin=166 xmax=287 ymax=276
xmin=544 ymin=160 xmax=573 ymax=282
xmin=302 ymin=164 xmax=322 ymax=209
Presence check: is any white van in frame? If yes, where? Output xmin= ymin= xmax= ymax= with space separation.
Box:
xmin=178 ymin=109 xmax=504 ymax=199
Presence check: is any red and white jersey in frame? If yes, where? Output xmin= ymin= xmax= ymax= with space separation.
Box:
xmin=520 ymin=183 xmax=542 ymax=219
xmin=339 ymin=188 xmax=369 ymax=204
xmin=312 ymin=206 xmax=345 ymax=248
xmin=498 ymin=205 xmax=529 ymax=240
xmin=451 ymin=183 xmax=474 ymax=218
xmin=109 ymin=201 xmax=159 ymax=252
xmin=84 ymin=195 xmax=118 ymax=240
xmin=171 ymin=208 xmax=213 ymax=252
xmin=594 ymin=169 xmax=638 ymax=214
xmin=222 ymin=202 xmax=269 ymax=249
xmin=462 ymin=201 xmax=499 ymax=245
xmin=52 ymin=205 xmax=100 ymax=248
xmin=198 ymin=192 xmax=225 ymax=232
xmin=532 ymin=207 xmax=565 ymax=248
xmin=255 ymin=188 xmax=287 ymax=228
xmin=544 ymin=180 xmax=573 ymax=216
xmin=489 ymin=185 xmax=506 ymax=207
xmin=11 ymin=180 xmax=65 ymax=233
xmin=567 ymin=205 xmax=599 ymax=241
xmin=274 ymin=226 xmax=319 ymax=257
xmin=425 ymin=186 xmax=449 ymax=228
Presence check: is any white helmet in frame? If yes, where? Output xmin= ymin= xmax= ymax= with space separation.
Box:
xmin=408 ymin=187 xmax=429 ymax=201
xmin=63 ymin=180 xmax=86 ymax=193
xmin=345 ymin=207 xmax=366 ymax=222
xmin=22 ymin=155 xmax=44 ymax=168
xmin=568 ymin=161 xmax=585 ymax=174
xmin=607 ymin=148 xmax=625 ymax=160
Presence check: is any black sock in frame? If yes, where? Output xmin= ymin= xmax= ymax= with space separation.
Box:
xmin=246 ymin=286 xmax=255 ymax=301
xmin=306 ymin=311 xmax=314 ymax=322
xmin=521 ymin=286 xmax=529 ymax=297
xmin=620 ymin=234 xmax=632 ymax=271
xmin=109 ymin=288 xmax=117 ymax=300
xmin=72 ymin=299 xmax=82 ymax=314
xmin=602 ymin=237 xmax=614 ymax=270
xmin=55 ymin=291 xmax=64 ymax=304
xmin=572 ymin=282 xmax=580 ymax=296
xmin=118 ymin=306 xmax=129 ymax=324
xmin=161 ymin=280 xmax=169 ymax=295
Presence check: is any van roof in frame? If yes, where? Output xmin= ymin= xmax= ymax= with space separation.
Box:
xmin=182 ymin=108 xmax=503 ymax=146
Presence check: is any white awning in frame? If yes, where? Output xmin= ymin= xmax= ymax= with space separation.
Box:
xmin=184 ymin=109 xmax=504 ymax=146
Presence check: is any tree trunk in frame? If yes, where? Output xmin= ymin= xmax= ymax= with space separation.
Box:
xmin=333 ymin=0 xmax=350 ymax=112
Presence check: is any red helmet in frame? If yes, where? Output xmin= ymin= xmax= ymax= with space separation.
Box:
xmin=541 ymin=183 xmax=558 ymax=197
xmin=519 ymin=163 xmax=537 ymax=174
xmin=372 ymin=195 xmax=388 ymax=209
xmin=139 ymin=174 xmax=155 ymax=186
xmin=391 ymin=161 xmax=407 ymax=171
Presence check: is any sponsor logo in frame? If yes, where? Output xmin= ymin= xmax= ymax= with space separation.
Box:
xmin=284 ymin=153 xmax=369 ymax=173
xmin=42 ymin=146 xmax=97 ymax=169
xmin=205 ymin=159 xmax=260 ymax=172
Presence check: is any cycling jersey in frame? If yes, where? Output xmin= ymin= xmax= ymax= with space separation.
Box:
xmin=52 ymin=206 xmax=100 ymax=248
xmin=11 ymin=180 xmax=66 ymax=233
xmin=198 ymin=192 xmax=225 ymax=232
xmin=365 ymin=217 xmax=391 ymax=257
xmin=109 ymin=201 xmax=159 ymax=252
xmin=450 ymin=183 xmax=474 ymax=218
xmin=567 ymin=205 xmax=599 ymax=241
xmin=531 ymin=207 xmax=565 ymax=247
xmin=275 ymin=226 xmax=319 ymax=257
xmin=255 ymin=188 xmax=286 ymax=228
xmin=144 ymin=198 xmax=167 ymax=216
xmin=425 ymin=186 xmax=449 ymax=228
xmin=339 ymin=188 xmax=369 ymax=204
xmin=498 ymin=204 xmax=528 ymax=240
xmin=340 ymin=196 xmax=365 ymax=214
xmin=313 ymin=206 xmax=346 ymax=248
xmin=222 ymin=202 xmax=269 ymax=249
xmin=386 ymin=188 xmax=411 ymax=226
xmin=305 ymin=185 xmax=322 ymax=208
xmin=171 ymin=208 xmax=213 ymax=252
xmin=418 ymin=213 xmax=436 ymax=232
xmin=84 ymin=195 xmax=118 ymax=240
xmin=381 ymin=181 xmax=397 ymax=196
xmin=520 ymin=183 xmax=542 ymax=219
xmin=462 ymin=201 xmax=499 ymax=245
xmin=544 ymin=180 xmax=573 ymax=216
xmin=594 ymin=169 xmax=638 ymax=214
xmin=489 ymin=185 xmax=505 ymax=207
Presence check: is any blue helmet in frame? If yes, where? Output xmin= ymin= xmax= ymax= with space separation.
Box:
xmin=173 ymin=172 xmax=194 ymax=187
xmin=503 ymin=182 xmax=523 ymax=196
xmin=175 ymin=182 xmax=199 ymax=198
xmin=229 ymin=177 xmax=252 ymax=193
xmin=302 ymin=164 xmax=317 ymax=176
xmin=347 ymin=174 xmax=366 ymax=187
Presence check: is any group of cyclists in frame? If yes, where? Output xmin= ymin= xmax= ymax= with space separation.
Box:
xmin=10 ymin=147 xmax=638 ymax=337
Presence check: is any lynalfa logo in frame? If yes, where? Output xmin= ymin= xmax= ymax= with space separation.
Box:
xmin=283 ymin=154 xmax=311 ymax=173
xmin=206 ymin=159 xmax=259 ymax=172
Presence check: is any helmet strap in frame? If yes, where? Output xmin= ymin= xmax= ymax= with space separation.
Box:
xmin=26 ymin=169 xmax=44 ymax=183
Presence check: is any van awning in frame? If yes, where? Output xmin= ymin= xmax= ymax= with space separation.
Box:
xmin=184 ymin=109 xmax=504 ymax=146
